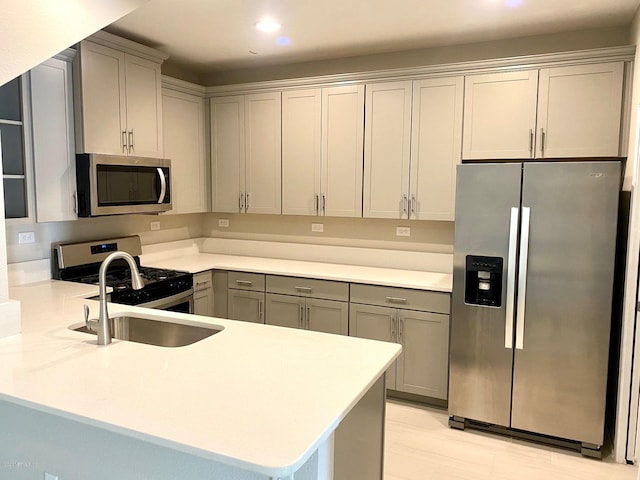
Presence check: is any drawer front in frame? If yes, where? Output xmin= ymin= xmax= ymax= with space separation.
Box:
xmin=193 ymin=271 xmax=212 ymax=293
xmin=266 ymin=275 xmax=349 ymax=301
xmin=350 ymin=283 xmax=450 ymax=314
xmin=227 ymin=271 xmax=266 ymax=291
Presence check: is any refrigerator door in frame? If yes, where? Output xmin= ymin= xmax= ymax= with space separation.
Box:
xmin=450 ymin=162 xmax=522 ymax=426
xmin=511 ymin=161 xmax=620 ymax=445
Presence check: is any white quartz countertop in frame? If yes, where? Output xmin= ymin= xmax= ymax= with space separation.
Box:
xmin=141 ymin=252 xmax=453 ymax=292
xmin=5 ymin=280 xmax=400 ymax=477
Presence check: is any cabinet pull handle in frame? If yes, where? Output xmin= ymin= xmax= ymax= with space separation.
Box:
xmin=128 ymin=129 xmax=134 ymax=151
xmin=295 ymin=286 xmax=313 ymax=293
xmin=385 ymin=296 xmax=407 ymax=304
xmin=322 ymin=194 xmax=326 ymax=215
xmin=315 ymin=194 xmax=319 ymax=215
xmin=299 ymin=303 xmax=304 ymax=328
xmin=410 ymin=194 xmax=416 ymax=217
xmin=529 ymin=129 xmax=533 ymax=156
xmin=306 ymin=304 xmax=310 ymax=330
xmin=402 ymin=194 xmax=408 ymax=215
xmin=259 ymin=299 xmax=264 ymax=323
xmin=398 ymin=316 xmax=404 ymax=343
xmin=245 ymin=192 xmax=250 ymax=211
xmin=239 ymin=193 xmax=244 ymax=212
xmin=236 ymin=280 xmax=253 ymax=287
xmin=390 ymin=315 xmax=396 ymax=341
xmin=122 ymin=131 xmax=128 ymax=153
xmin=72 ymin=190 xmax=78 ymax=214
xmin=540 ymin=128 xmax=546 ymax=157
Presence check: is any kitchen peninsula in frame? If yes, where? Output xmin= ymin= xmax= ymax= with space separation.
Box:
xmin=2 ymin=279 xmax=400 ymax=480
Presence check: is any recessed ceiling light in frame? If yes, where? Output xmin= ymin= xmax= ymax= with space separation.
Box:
xmin=255 ymin=19 xmax=281 ymax=33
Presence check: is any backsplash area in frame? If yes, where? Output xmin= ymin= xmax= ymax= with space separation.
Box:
xmin=5 ymin=212 xmax=454 ymax=265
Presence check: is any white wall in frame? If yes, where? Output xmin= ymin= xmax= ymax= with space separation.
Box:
xmin=615 ymin=5 xmax=640 ymax=463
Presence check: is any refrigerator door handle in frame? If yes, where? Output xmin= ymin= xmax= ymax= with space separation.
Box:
xmin=505 ymin=207 xmax=519 ymax=349
xmin=515 ymin=206 xmax=531 ymax=350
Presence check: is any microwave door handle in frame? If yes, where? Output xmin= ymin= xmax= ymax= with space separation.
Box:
xmin=157 ymin=167 xmax=167 ymax=204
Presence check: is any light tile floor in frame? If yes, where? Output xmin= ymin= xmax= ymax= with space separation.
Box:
xmin=384 ymin=400 xmax=637 ymax=480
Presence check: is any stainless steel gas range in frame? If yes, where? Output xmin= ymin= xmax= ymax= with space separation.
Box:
xmin=52 ymin=236 xmax=193 ymax=313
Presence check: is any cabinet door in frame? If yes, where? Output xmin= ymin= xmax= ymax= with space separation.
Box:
xmin=77 ymin=41 xmax=126 ymax=155
xmin=282 ymin=89 xmax=321 ymax=216
xmin=363 ymin=81 xmax=412 ymax=219
xmin=162 ymin=89 xmax=207 ymax=214
xmin=308 ymin=298 xmax=349 ymax=336
xmin=349 ymin=303 xmax=397 ymax=388
xmin=30 ymin=57 xmax=77 ymax=222
xmin=321 ymin=85 xmax=365 ymax=217
xmin=124 ymin=54 xmax=163 ymax=158
xmin=537 ymin=62 xmax=624 ymax=158
xmin=193 ymin=271 xmax=213 ymax=316
xmin=396 ymin=309 xmax=449 ymax=400
xmin=463 ymin=70 xmax=538 ymax=160
xmin=265 ymin=293 xmax=304 ymax=329
xmin=410 ymin=77 xmax=463 ymax=221
xmin=227 ymin=290 xmax=264 ymax=324
xmin=245 ymin=92 xmax=282 ymax=214
xmin=211 ymin=95 xmax=244 ymax=213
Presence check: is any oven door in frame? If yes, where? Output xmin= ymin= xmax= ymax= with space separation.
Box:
xmin=137 ymin=289 xmax=194 ymax=314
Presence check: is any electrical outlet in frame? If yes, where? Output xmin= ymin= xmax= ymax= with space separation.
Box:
xmin=18 ymin=231 xmax=35 ymax=244
xmin=218 ymin=219 xmax=229 ymax=227
xmin=311 ymin=223 xmax=324 ymax=233
xmin=396 ymin=226 xmax=411 ymax=237
xmin=150 ymin=221 xmax=161 ymax=231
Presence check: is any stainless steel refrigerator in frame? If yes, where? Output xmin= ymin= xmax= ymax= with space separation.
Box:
xmin=449 ymin=161 xmax=620 ymax=457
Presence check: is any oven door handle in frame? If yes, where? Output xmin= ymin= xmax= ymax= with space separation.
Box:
xmin=157 ymin=167 xmax=167 ymax=204
xmin=137 ymin=289 xmax=193 ymax=310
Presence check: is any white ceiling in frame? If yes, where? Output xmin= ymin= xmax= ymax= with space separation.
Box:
xmin=105 ymin=0 xmax=640 ymax=73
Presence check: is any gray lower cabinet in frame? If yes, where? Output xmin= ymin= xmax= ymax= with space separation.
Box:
xmin=227 ymin=272 xmax=266 ymax=324
xmin=266 ymin=293 xmax=348 ymax=335
xmin=265 ymin=275 xmax=349 ymax=335
xmin=349 ymin=284 xmax=450 ymax=400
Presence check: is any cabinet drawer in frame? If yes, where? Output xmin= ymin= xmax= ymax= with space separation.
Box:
xmin=266 ymin=275 xmax=349 ymax=301
xmin=193 ymin=271 xmax=212 ymax=293
xmin=350 ymin=284 xmax=450 ymax=314
xmin=227 ymin=271 xmax=265 ymax=291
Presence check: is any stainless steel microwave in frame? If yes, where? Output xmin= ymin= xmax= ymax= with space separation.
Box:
xmin=76 ymin=154 xmax=172 ymax=217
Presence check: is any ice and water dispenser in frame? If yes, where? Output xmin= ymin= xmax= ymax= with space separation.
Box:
xmin=465 ymin=256 xmax=503 ymax=307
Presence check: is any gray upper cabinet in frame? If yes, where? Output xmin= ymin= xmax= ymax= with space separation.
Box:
xmin=463 ymin=62 xmax=624 ymax=160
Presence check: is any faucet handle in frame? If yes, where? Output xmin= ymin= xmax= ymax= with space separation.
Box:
xmin=83 ymin=304 xmax=99 ymax=333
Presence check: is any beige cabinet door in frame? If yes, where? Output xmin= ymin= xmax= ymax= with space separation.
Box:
xmin=266 ymin=293 xmax=304 ymax=329
xmin=396 ymin=309 xmax=449 ymax=400
xmin=77 ymin=41 xmax=127 ymax=155
xmin=245 ymin=92 xmax=282 ymax=215
xmin=363 ymin=81 xmax=412 ymax=219
xmin=282 ymin=89 xmax=321 ymax=216
xmin=124 ymin=54 xmax=163 ymax=158
xmin=162 ymin=89 xmax=207 ymax=214
xmin=463 ymin=70 xmax=538 ymax=160
xmin=227 ymin=290 xmax=264 ymax=324
xmin=349 ymin=303 xmax=397 ymax=388
xmin=193 ymin=271 xmax=213 ymax=316
xmin=410 ymin=76 xmax=463 ymax=221
xmin=321 ymin=85 xmax=365 ymax=217
xmin=30 ymin=57 xmax=77 ymax=222
xmin=536 ymin=62 xmax=624 ymax=158
xmin=211 ymin=95 xmax=244 ymax=213
xmin=307 ymin=298 xmax=349 ymax=336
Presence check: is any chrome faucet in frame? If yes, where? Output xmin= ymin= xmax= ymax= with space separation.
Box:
xmin=84 ymin=251 xmax=145 ymax=345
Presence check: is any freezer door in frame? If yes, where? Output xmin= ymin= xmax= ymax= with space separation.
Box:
xmin=511 ymin=161 xmax=620 ymax=445
xmin=450 ymin=162 xmax=522 ymax=426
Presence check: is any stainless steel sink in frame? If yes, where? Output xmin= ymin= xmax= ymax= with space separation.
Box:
xmin=71 ymin=314 xmax=222 ymax=347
